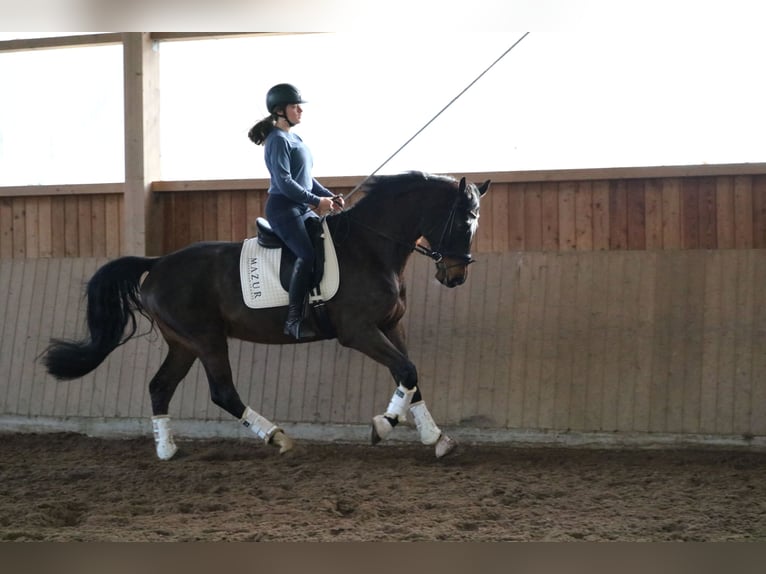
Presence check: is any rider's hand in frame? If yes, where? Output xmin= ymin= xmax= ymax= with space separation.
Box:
xmin=316 ymin=197 xmax=336 ymax=215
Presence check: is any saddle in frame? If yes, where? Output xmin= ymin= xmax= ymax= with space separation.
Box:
xmin=255 ymin=216 xmax=326 ymax=293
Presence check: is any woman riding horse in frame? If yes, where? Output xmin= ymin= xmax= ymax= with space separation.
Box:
xmin=248 ymin=83 xmax=345 ymax=340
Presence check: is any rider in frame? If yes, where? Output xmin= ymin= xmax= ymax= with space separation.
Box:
xmin=248 ymin=83 xmax=344 ymax=340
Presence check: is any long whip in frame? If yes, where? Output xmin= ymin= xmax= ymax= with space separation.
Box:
xmin=340 ymin=31 xmax=530 ymax=202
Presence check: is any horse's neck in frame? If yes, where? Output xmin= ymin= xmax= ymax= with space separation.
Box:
xmin=337 ymin=196 xmax=424 ymax=270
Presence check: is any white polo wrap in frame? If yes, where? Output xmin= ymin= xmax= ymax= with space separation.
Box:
xmin=151 ymin=415 xmax=178 ymax=460
xmin=384 ymin=384 xmax=417 ymax=423
xmin=241 ymin=406 xmax=279 ymax=443
xmin=409 ymin=401 xmax=442 ymax=445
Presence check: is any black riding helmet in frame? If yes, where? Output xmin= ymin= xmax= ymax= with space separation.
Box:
xmin=266 ymin=83 xmax=306 ymax=114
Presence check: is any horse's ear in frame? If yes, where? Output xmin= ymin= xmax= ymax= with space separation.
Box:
xmin=459 ymin=177 xmax=467 ymax=192
xmin=478 ymin=179 xmax=491 ymax=197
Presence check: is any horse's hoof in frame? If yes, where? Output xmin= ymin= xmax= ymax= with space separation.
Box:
xmin=435 ymin=434 xmax=457 ymax=459
xmin=371 ymin=415 xmax=393 ymax=445
xmin=271 ymin=431 xmax=294 ymax=454
xmin=155 ymin=441 xmax=178 ymax=461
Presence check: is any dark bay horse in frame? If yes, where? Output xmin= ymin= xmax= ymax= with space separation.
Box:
xmin=43 ymin=171 xmax=490 ymax=460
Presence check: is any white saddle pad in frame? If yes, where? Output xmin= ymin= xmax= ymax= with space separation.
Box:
xmin=239 ymin=219 xmax=340 ymax=309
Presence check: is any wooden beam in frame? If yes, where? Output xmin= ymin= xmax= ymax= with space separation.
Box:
xmin=0 ymin=183 xmax=123 ymax=198
xmin=123 ymin=33 xmax=160 ymax=256
xmin=0 ymin=33 xmax=123 ymax=53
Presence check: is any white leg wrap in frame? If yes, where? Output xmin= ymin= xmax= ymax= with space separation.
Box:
xmin=384 ymin=384 xmax=417 ymax=423
xmin=241 ymin=406 xmax=279 ymax=443
xmin=409 ymin=401 xmax=442 ymax=445
xmin=152 ymin=415 xmax=178 ymax=461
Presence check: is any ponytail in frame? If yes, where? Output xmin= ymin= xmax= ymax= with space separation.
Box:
xmin=248 ymin=115 xmax=276 ymax=145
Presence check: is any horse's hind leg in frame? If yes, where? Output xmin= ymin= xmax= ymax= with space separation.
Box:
xmin=148 ymin=342 xmax=197 ymax=460
xmin=197 ymin=340 xmax=294 ymax=454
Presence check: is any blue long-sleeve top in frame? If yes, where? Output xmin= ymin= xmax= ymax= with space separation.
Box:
xmin=264 ymin=129 xmax=332 ymax=206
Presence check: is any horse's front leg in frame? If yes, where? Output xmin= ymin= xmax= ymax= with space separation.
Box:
xmin=340 ymin=323 xmax=456 ymax=458
xmin=380 ymin=323 xmax=456 ymax=458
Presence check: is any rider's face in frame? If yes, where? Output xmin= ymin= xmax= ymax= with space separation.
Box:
xmin=284 ymin=103 xmax=302 ymax=125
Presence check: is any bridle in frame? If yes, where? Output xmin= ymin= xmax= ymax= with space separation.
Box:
xmin=343 ymin=191 xmax=476 ymax=270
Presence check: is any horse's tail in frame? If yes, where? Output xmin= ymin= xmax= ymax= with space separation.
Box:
xmin=42 ymin=256 xmax=158 ymax=381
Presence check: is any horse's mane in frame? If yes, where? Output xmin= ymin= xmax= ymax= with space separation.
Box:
xmin=356 ymin=171 xmax=458 ymax=200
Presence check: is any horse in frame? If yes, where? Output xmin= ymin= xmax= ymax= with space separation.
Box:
xmin=42 ymin=171 xmax=491 ymax=460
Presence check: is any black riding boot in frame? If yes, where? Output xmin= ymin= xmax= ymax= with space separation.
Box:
xmin=284 ymin=258 xmax=317 ymax=340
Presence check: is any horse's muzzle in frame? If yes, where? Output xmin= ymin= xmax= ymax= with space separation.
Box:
xmin=435 ymin=257 xmax=472 ymax=287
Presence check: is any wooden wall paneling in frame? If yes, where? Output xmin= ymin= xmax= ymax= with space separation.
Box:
xmin=521 ymin=254 xmax=547 ymax=428
xmin=314 ymin=334 xmax=337 ymax=423
xmin=664 ymin=254 xmax=689 ymax=432
xmin=714 ymin=252 xmax=738 ymax=434
xmin=202 ymin=192 xmax=218 ymax=243
xmin=174 ymin=192 xmax=191 ymax=249
xmin=475 ymin=254 xmax=501 ymax=426
xmin=40 ymin=259 xmax=71 ymax=416
xmin=715 ymin=176 xmax=735 ymax=249
xmin=632 ymin=252 xmax=656 ymax=432
xmin=473 ymin=185 xmax=493 ymax=253
xmin=187 ymin=191 xmax=204 ymax=244
xmin=626 ymin=180 xmax=646 ymax=250
xmin=245 ymin=191 xmax=261 ymax=238
xmin=536 ymin=253 xmax=562 ymax=428
xmin=699 ymin=251 xmax=722 ymax=434
xmin=59 ymin=258 xmax=86 ymax=416
xmin=523 ymin=183 xmax=542 ymax=251
xmin=649 ymin=253 xmax=673 ymax=431
xmin=63 ymin=197 xmax=79 ymax=257
xmin=601 ymin=251 xmax=625 ymax=431
xmin=48 ymin=197 xmax=66 ymax=258
xmin=0 ymin=261 xmax=23 ymax=412
xmin=591 ymin=180 xmax=610 ymax=250
xmin=558 ymin=182 xmax=576 ymax=251
xmin=754 ymin=176 xmax=766 ymax=248
xmin=698 ymin=177 xmax=718 ymax=249
xmin=216 ymin=192 xmax=232 ymax=242
xmin=90 ymin=195 xmax=106 ymax=257
xmin=541 ymin=182 xmax=559 ymax=251
xmin=0 ymin=199 xmax=12 ymax=258
xmin=582 ymin=254 xmax=606 ymax=429
xmin=608 ymin=180 xmax=628 ymax=250
xmin=567 ymin=253 xmax=593 ymax=430
xmin=160 ymin=194 xmax=175 ymax=256
xmin=574 ymin=180 xmax=593 ymax=251
xmin=490 ymin=183 xmax=510 ymax=252
xmin=505 ymin=253 xmax=528 ymax=428
xmin=7 ymin=261 xmax=32 ymax=411
xmin=749 ymin=251 xmax=766 ymax=434
xmin=615 ymin=252 xmax=640 ymax=431
xmin=488 ymin=253 xmax=514 ymax=428
xmin=733 ymin=175 xmax=754 ymax=248
xmin=661 ymin=178 xmax=682 ymax=249
xmin=552 ymin=253 xmax=577 ymax=429
xmin=457 ymin=258 xmax=485 ymax=424
xmin=732 ymin=250 xmax=755 ymax=434
xmin=12 ymin=199 xmax=25 ymax=257
xmin=105 ymin=195 xmax=122 ymax=257
xmin=644 ymin=179 xmax=663 ymax=249
xmin=507 ymin=184 xmax=525 ymax=251
xmin=30 ymin=259 xmax=61 ymax=414
xmin=18 ymin=259 xmax=46 ymax=415
xmin=24 ymin=198 xmax=40 ymax=258
xmin=77 ymin=196 xmax=93 ymax=257
xmin=231 ymin=190 xmax=248 ymax=242
xmin=681 ymin=253 xmax=706 ymax=433
xmin=680 ymin=178 xmax=700 ymax=249
xmin=448 ymin=258 xmax=472 ymax=423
